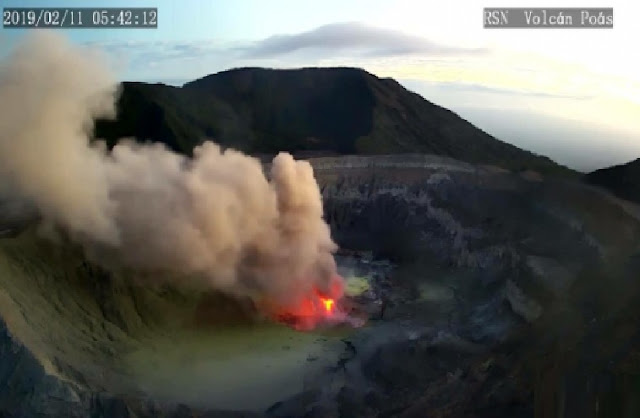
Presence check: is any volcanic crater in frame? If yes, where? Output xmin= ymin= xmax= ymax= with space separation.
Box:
xmin=3 ymin=154 xmax=640 ymax=417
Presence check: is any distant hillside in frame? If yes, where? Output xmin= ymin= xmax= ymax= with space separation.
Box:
xmin=95 ymin=67 xmax=574 ymax=176
xmin=585 ymin=158 xmax=640 ymax=203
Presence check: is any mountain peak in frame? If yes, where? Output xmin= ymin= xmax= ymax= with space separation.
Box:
xmin=95 ymin=67 xmax=573 ymax=176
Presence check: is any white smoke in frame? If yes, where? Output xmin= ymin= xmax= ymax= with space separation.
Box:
xmin=0 ymin=32 xmax=343 ymax=310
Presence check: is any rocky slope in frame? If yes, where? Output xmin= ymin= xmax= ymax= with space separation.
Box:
xmin=94 ymin=68 xmax=573 ymax=176
xmin=584 ymin=157 xmax=640 ymax=204
xmin=278 ymin=155 xmax=640 ymax=416
xmin=2 ymin=154 xmax=640 ymax=417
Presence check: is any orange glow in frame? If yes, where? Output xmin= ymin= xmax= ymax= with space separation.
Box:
xmin=265 ymin=289 xmax=340 ymax=330
xmin=262 ymin=276 xmax=346 ymax=330
xmin=320 ymin=297 xmax=335 ymax=314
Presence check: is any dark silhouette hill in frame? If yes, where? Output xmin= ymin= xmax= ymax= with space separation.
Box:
xmin=585 ymin=158 xmax=640 ymax=203
xmin=94 ymin=67 xmax=574 ymax=176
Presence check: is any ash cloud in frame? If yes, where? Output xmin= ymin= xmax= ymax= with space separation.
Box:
xmin=0 ymin=33 xmax=342 ymax=310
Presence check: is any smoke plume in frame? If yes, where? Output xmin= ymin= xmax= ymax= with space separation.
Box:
xmin=0 ymin=33 xmax=343 ymax=310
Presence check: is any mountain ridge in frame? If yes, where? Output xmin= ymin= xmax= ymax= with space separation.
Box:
xmin=585 ymin=158 xmax=640 ymax=203
xmin=95 ymin=67 xmax=575 ymax=176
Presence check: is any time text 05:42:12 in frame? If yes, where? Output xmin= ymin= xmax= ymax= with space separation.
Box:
xmin=2 ymin=8 xmax=158 ymax=28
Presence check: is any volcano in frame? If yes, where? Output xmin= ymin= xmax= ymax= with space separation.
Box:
xmin=2 ymin=34 xmax=640 ymax=418
xmin=4 ymin=154 xmax=640 ymax=417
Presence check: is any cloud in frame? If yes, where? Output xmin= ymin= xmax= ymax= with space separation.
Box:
xmin=80 ymin=39 xmax=239 ymax=83
xmin=402 ymin=80 xmax=595 ymax=100
xmin=77 ymin=23 xmax=488 ymax=83
xmin=238 ymin=22 xmax=487 ymax=58
xmin=83 ymin=39 xmax=227 ymax=64
xmin=453 ymin=106 xmax=640 ymax=172
xmin=84 ymin=22 xmax=485 ymax=68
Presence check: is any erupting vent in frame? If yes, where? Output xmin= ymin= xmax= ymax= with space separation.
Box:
xmin=268 ymin=284 xmax=365 ymax=331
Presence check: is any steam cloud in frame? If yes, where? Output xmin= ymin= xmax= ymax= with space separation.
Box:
xmin=0 ymin=33 xmax=343 ymax=310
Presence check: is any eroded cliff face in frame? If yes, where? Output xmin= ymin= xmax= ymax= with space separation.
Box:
xmin=314 ymin=155 xmax=637 ymax=321
xmin=291 ymin=155 xmax=640 ymax=417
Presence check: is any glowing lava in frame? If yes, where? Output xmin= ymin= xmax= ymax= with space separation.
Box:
xmin=320 ymin=297 xmax=335 ymax=314
xmin=258 ymin=275 xmax=360 ymax=330
xmin=265 ymin=288 xmax=342 ymax=330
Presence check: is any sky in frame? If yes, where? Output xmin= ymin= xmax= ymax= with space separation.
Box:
xmin=1 ymin=0 xmax=638 ymax=172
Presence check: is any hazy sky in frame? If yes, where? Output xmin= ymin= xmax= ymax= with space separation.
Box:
xmin=1 ymin=0 xmax=638 ymax=172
